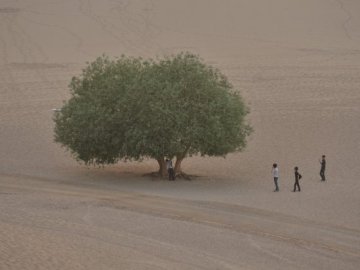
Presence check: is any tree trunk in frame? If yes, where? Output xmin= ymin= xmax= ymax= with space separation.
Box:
xmin=175 ymin=146 xmax=189 ymax=176
xmin=157 ymin=158 xmax=167 ymax=178
xmin=174 ymin=157 xmax=183 ymax=175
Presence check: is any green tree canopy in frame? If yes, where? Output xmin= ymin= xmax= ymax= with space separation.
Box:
xmin=54 ymin=52 xmax=252 ymax=177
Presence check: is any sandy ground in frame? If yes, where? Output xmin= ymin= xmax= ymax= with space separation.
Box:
xmin=1 ymin=0 xmax=360 ymax=269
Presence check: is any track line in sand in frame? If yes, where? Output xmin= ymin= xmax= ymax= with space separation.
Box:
xmin=1 ymin=176 xmax=359 ymax=260
xmin=76 ymin=0 xmax=155 ymax=56
xmin=246 ymin=235 xmax=296 ymax=265
xmin=335 ymin=0 xmax=353 ymax=40
xmin=0 ymin=197 xmax=243 ymax=270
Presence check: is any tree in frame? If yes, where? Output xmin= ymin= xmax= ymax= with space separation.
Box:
xmin=54 ymin=52 xmax=252 ymax=178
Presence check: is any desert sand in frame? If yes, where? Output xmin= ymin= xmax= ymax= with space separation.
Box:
xmin=1 ymin=0 xmax=360 ymax=269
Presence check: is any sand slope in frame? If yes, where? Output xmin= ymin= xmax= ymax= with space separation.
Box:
xmin=1 ymin=0 xmax=360 ymax=269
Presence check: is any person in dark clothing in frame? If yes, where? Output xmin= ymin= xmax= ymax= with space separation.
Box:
xmin=293 ymin=166 xmax=302 ymax=192
xmin=319 ymin=155 xmax=326 ymax=181
xmin=166 ymin=159 xmax=175 ymax=180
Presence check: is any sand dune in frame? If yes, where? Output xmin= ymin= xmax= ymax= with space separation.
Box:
xmin=1 ymin=1 xmax=360 ymax=269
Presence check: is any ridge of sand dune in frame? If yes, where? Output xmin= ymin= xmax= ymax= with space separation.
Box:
xmin=1 ymin=0 xmax=359 ymax=269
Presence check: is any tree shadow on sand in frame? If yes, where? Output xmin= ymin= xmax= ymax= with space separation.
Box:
xmin=143 ymin=171 xmax=201 ymax=181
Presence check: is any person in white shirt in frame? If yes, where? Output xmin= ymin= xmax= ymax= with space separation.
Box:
xmin=272 ymin=163 xmax=279 ymax=192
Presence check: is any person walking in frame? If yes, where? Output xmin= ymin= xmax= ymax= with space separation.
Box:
xmin=166 ymin=159 xmax=175 ymax=181
xmin=272 ymin=163 xmax=279 ymax=192
xmin=293 ymin=166 xmax=302 ymax=192
xmin=319 ymin=155 xmax=326 ymax=181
